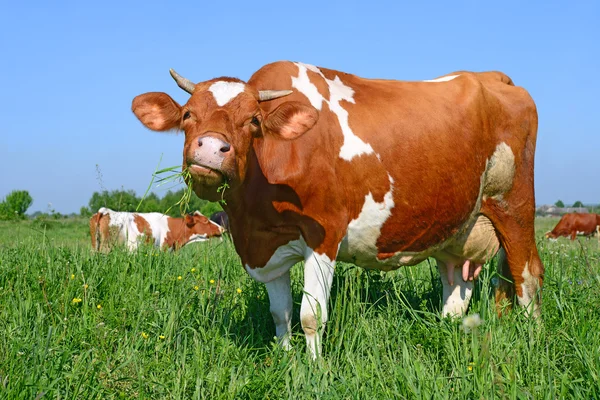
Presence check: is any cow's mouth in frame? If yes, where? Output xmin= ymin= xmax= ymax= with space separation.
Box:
xmin=187 ymin=163 xmax=224 ymax=185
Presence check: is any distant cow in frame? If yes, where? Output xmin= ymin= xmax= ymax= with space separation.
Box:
xmin=209 ymin=211 xmax=230 ymax=232
xmin=545 ymin=213 xmax=600 ymax=241
xmin=90 ymin=207 xmax=224 ymax=251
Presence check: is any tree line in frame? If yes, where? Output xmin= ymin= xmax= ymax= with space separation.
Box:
xmin=0 ymin=189 xmax=222 ymax=221
xmin=80 ymin=189 xmax=222 ymax=218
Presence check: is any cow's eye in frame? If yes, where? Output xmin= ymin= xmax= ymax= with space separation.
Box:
xmin=250 ymin=116 xmax=260 ymax=126
xmin=183 ymin=111 xmax=191 ymax=120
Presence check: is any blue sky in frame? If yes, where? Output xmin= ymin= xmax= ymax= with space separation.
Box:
xmin=1 ymin=1 xmax=598 ymax=213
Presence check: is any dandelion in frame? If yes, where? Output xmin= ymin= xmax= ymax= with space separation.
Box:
xmin=83 ymin=284 xmax=89 ymax=289
xmin=467 ymin=362 xmax=474 ymax=372
xmin=462 ymin=313 xmax=482 ymax=333
xmin=70 ymin=274 xmax=75 ymax=280
xmin=236 ymin=288 xmax=242 ymax=294
xmin=141 ymin=332 xmax=149 ymax=339
xmin=193 ymin=285 xmax=199 ymax=291
xmin=96 ymin=304 xmax=102 ymax=310
xmin=191 ymin=268 xmax=196 ymax=273
xmin=71 ymin=297 xmax=82 ymax=304
xmin=177 ymin=276 xmax=182 ymax=281
xmin=209 ymin=279 xmax=215 ymax=284
xmin=159 ymin=335 xmax=165 ymax=340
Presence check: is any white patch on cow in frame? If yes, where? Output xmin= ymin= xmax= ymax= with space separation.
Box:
xmin=185 ymin=233 xmax=208 ymax=245
xmin=292 ymin=62 xmax=375 ymax=161
xmin=423 ymin=74 xmax=460 ymax=82
xmin=137 ymin=212 xmax=171 ymax=247
xmin=338 ymin=175 xmax=395 ymax=268
xmin=101 ymin=209 xmax=171 ymax=250
xmin=209 ymin=81 xmax=246 ymax=107
xmin=291 ymin=64 xmax=324 ymax=110
xmin=518 ymin=262 xmax=540 ymax=317
xmin=438 ymin=261 xmax=473 ymax=317
xmin=244 ymin=237 xmax=305 ymax=283
xmin=301 ymin=250 xmax=335 ymax=359
xmin=482 ymin=142 xmax=515 ymax=200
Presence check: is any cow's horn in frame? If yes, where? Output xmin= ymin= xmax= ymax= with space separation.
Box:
xmin=169 ymin=69 xmax=196 ymax=94
xmin=258 ymin=90 xmax=293 ymax=101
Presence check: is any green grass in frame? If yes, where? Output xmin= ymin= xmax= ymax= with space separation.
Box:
xmin=0 ymin=217 xmax=599 ymax=398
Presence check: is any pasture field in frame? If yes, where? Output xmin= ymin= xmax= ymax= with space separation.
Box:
xmin=0 ymin=217 xmax=599 ymax=399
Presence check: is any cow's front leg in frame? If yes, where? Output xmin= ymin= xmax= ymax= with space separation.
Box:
xmin=264 ymin=271 xmax=293 ymax=350
xmin=300 ymin=251 xmax=335 ymax=359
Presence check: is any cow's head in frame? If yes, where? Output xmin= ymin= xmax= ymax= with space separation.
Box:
xmin=132 ymin=70 xmax=319 ymax=201
xmin=182 ymin=211 xmax=224 ymax=245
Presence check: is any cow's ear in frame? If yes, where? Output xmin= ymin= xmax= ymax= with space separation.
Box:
xmin=263 ymin=101 xmax=319 ymax=140
xmin=184 ymin=214 xmax=195 ymax=226
xmin=132 ymin=92 xmax=182 ymax=131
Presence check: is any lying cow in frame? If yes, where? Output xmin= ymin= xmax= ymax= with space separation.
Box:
xmin=90 ymin=207 xmax=224 ymax=251
xmin=132 ymin=61 xmax=542 ymax=358
xmin=545 ymin=213 xmax=600 ymax=241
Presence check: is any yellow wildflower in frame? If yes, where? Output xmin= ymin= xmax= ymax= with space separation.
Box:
xmin=83 ymin=284 xmax=88 ymax=289
xmin=236 ymin=288 xmax=242 ymax=294
xmin=467 ymin=362 xmax=475 ymax=372
xmin=70 ymin=274 xmax=75 ymax=280
xmin=141 ymin=332 xmax=149 ymax=339
xmin=193 ymin=285 xmax=199 ymax=291
xmin=159 ymin=335 xmax=165 ymax=340
xmin=209 ymin=279 xmax=215 ymax=284
xmin=71 ymin=297 xmax=82 ymax=304
xmin=191 ymin=268 xmax=196 ymax=273
xmin=96 ymin=304 xmax=102 ymax=310
xmin=177 ymin=276 xmax=182 ymax=281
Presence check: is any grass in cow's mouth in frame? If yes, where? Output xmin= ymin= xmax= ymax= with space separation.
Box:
xmin=137 ymin=158 xmax=195 ymax=216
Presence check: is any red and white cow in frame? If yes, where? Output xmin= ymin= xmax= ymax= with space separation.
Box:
xmin=545 ymin=213 xmax=600 ymax=241
xmin=90 ymin=207 xmax=224 ymax=251
xmin=132 ymin=61 xmax=542 ymax=357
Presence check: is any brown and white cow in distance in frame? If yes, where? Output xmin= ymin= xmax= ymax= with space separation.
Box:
xmin=90 ymin=207 xmax=224 ymax=251
xmin=545 ymin=213 xmax=600 ymax=241
xmin=132 ymin=61 xmax=543 ymax=358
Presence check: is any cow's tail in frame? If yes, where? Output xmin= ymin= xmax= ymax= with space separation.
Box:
xmin=89 ymin=212 xmax=103 ymax=251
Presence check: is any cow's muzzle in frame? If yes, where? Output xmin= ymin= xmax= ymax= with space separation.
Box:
xmin=189 ymin=135 xmax=232 ymax=171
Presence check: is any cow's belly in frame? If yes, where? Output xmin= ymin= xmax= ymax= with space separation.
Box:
xmin=337 ymin=214 xmax=499 ymax=270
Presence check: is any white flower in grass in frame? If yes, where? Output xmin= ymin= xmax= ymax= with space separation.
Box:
xmin=462 ymin=313 xmax=482 ymax=333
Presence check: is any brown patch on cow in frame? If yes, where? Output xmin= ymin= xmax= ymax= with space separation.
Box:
xmin=134 ymin=214 xmax=154 ymax=245
xmin=163 ymin=212 xmax=223 ymax=250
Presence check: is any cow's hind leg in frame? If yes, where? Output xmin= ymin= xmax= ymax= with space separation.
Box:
xmin=481 ymin=198 xmax=544 ymax=318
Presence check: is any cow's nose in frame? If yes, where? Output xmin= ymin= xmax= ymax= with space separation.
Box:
xmin=198 ymin=137 xmax=231 ymax=154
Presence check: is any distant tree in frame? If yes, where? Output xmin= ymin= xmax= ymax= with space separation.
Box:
xmin=0 ymin=190 xmax=33 ymax=220
xmin=572 ymin=200 xmax=584 ymax=208
xmin=138 ymin=192 xmax=161 ymax=213
xmin=88 ymin=189 xmax=140 ymax=213
xmin=554 ymin=200 xmax=565 ymax=208
xmin=84 ymin=188 xmax=221 ymax=218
